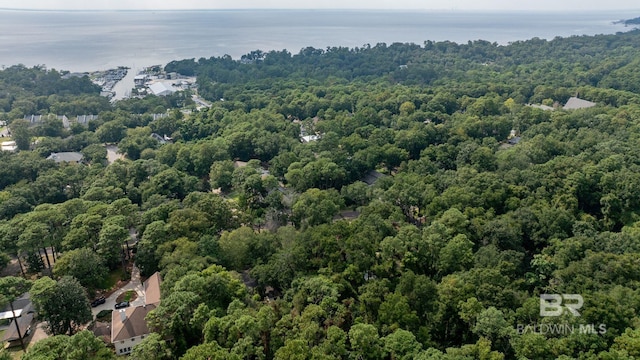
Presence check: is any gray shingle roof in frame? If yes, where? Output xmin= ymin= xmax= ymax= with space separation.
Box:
xmin=46 ymin=152 xmax=84 ymax=163
xmin=111 ymin=304 xmax=156 ymax=342
xmin=563 ymin=97 xmax=596 ymax=110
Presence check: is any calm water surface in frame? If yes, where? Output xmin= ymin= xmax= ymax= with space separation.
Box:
xmin=0 ymin=9 xmax=633 ymax=73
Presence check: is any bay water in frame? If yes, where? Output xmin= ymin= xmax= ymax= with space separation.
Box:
xmin=0 ymin=9 xmax=633 ymax=98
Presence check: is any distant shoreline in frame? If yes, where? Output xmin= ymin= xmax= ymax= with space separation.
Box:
xmin=1 ymin=8 xmax=639 ymax=13
xmin=0 ymin=10 xmax=631 ymax=73
xmin=614 ymin=16 xmax=640 ymax=26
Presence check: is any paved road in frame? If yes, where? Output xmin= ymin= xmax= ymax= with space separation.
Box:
xmin=91 ymin=264 xmax=146 ymax=317
xmin=192 ymin=94 xmax=212 ymax=109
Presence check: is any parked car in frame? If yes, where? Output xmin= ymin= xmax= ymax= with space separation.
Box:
xmin=114 ymin=301 xmax=130 ymax=309
xmin=24 ymin=325 xmax=32 ymax=337
xmin=91 ymin=296 xmax=106 ymax=307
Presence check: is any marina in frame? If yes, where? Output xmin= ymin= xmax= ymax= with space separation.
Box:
xmin=89 ymin=67 xmax=129 ymax=99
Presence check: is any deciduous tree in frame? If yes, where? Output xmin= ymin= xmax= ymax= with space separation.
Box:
xmin=21 ymin=330 xmax=115 ymax=360
xmin=30 ymin=276 xmax=92 ymax=336
xmin=53 ymin=248 xmax=107 ymax=292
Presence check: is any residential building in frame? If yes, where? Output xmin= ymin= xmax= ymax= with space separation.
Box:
xmin=111 ymin=272 xmax=162 ymax=356
xmin=46 ymin=152 xmax=84 ymax=163
xmin=0 ymin=293 xmax=34 ymax=347
xmin=151 ymin=113 xmax=168 ymax=121
xmin=144 ymin=272 xmax=162 ymax=306
xmin=507 ymin=136 xmax=522 ymax=145
xmin=528 ymin=104 xmax=555 ymax=111
xmin=111 ymin=304 xmax=156 ymax=356
xmin=1 ymin=140 xmax=18 ymax=152
xmin=76 ymin=115 xmax=99 ymax=126
xmin=134 ymin=74 xmax=148 ymax=87
xmin=563 ymin=97 xmax=596 ymax=110
xmin=24 ymin=114 xmax=70 ymax=129
xmin=361 ymin=170 xmax=386 ymax=186
xmin=150 ymin=133 xmax=166 ymax=144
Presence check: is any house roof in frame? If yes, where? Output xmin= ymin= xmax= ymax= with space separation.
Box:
xmin=111 ymin=304 xmax=156 ymax=342
xmin=92 ymin=321 xmax=111 ymax=338
xmin=24 ymin=114 xmax=69 ymax=125
xmin=24 ymin=115 xmax=43 ymax=124
xmin=508 ymin=136 xmax=522 ymax=145
xmin=1 ymin=312 xmax=34 ymax=342
xmin=563 ymin=97 xmax=596 ymax=110
xmin=528 ymin=104 xmax=554 ymax=111
xmin=1 ymin=141 xmax=17 ymax=152
xmin=149 ymin=82 xmax=175 ymax=96
xmin=46 ymin=152 xmax=84 ymax=163
xmin=150 ymin=133 xmax=167 ymax=144
xmin=333 ymin=210 xmax=361 ymax=221
xmin=0 ymin=309 xmax=23 ymax=320
xmin=301 ymin=135 xmax=320 ymax=143
xmin=234 ymin=160 xmax=248 ymax=168
xmin=144 ymin=272 xmax=162 ymax=306
xmin=0 ymin=293 xmax=33 ymax=320
xmin=361 ymin=170 xmax=386 ymax=186
xmin=151 ymin=113 xmax=168 ymax=120
xmin=76 ymin=115 xmax=99 ymax=124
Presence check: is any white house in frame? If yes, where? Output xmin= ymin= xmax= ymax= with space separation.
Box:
xmin=76 ymin=115 xmax=99 ymax=126
xmin=24 ymin=114 xmax=70 ymax=128
xmin=111 ymin=304 xmax=156 ymax=356
xmin=111 ymin=272 xmax=162 ymax=356
xmin=1 ymin=141 xmax=17 ymax=152
xmin=134 ymin=74 xmax=148 ymax=88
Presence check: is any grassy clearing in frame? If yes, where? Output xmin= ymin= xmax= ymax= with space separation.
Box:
xmin=115 ymin=290 xmax=138 ymax=304
xmin=3 ymin=347 xmax=24 ymax=360
xmin=225 ymin=190 xmax=240 ymax=201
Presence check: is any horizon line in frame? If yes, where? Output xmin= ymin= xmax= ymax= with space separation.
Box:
xmin=1 ymin=7 xmax=639 ymax=12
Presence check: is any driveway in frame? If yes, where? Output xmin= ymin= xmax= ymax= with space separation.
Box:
xmin=27 ymin=321 xmax=49 ymax=349
xmin=91 ymin=264 xmax=146 ymax=317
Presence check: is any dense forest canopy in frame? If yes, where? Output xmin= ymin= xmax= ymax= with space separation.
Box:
xmin=3 ymin=29 xmax=640 ymax=359
xmin=165 ymin=29 xmax=640 ymax=106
